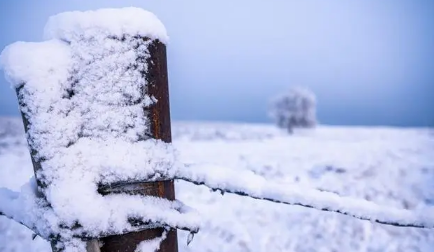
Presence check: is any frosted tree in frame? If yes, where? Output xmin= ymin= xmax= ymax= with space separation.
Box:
xmin=269 ymin=87 xmax=317 ymax=133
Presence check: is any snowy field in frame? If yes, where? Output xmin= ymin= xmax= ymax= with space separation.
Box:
xmin=1 ymin=117 xmax=434 ymax=252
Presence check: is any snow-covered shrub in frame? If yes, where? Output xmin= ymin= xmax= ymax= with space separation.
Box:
xmin=269 ymin=87 xmax=317 ymax=133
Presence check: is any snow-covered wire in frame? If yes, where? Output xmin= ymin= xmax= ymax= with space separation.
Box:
xmin=175 ymin=163 xmax=434 ymax=229
xmin=0 ymin=181 xmax=200 ymax=243
xmin=2 ymin=161 xmax=434 ymax=248
xmin=0 ymin=186 xmax=52 ymax=240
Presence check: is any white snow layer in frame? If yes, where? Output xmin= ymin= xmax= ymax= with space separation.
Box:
xmin=0 ymin=7 xmax=196 ymax=250
xmin=2 ymin=119 xmax=434 ymax=251
xmin=173 ymin=122 xmax=434 ymax=252
xmin=44 ymin=7 xmax=168 ymax=44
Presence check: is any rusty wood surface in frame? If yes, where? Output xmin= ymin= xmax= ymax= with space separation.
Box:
xmin=16 ymin=98 xmax=46 ymax=196
xmin=99 ymin=40 xmax=178 ymax=252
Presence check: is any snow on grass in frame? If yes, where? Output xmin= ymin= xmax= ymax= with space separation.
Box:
xmin=1 ymin=119 xmax=434 ymax=251
xmin=172 ymin=122 xmax=434 ymax=229
xmin=0 ymin=7 xmax=196 ymax=250
xmin=172 ymin=122 xmax=434 ymax=252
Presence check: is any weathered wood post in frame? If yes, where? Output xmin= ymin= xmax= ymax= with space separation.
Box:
xmin=11 ymin=9 xmax=178 ymax=252
xmin=97 ymin=40 xmax=178 ymax=252
xmin=17 ymin=39 xmax=178 ymax=252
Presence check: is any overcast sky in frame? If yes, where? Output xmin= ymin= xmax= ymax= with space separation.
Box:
xmin=0 ymin=0 xmax=433 ymax=126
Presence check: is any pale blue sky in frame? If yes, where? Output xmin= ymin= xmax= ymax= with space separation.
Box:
xmin=0 ymin=0 xmax=433 ymax=126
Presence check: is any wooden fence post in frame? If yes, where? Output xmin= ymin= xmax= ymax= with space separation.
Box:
xmin=17 ymin=38 xmax=178 ymax=252
xmin=97 ymin=39 xmax=178 ymax=252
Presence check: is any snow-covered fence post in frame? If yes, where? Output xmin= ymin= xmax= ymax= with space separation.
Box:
xmin=96 ymin=38 xmax=178 ymax=252
xmin=19 ymin=23 xmax=177 ymax=252
xmin=0 ymin=8 xmax=193 ymax=252
xmin=13 ymin=24 xmax=177 ymax=252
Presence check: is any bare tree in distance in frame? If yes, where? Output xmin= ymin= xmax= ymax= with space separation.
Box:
xmin=269 ymin=87 xmax=317 ymax=134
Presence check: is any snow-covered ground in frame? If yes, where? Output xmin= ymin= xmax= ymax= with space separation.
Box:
xmin=1 ymin=117 xmax=434 ymax=252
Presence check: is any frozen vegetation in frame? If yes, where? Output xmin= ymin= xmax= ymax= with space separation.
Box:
xmin=1 ymin=117 xmax=434 ymax=252
xmin=269 ymin=87 xmax=317 ymax=133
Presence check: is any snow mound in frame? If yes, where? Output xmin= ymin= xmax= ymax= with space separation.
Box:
xmin=44 ymin=7 xmax=168 ymax=44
